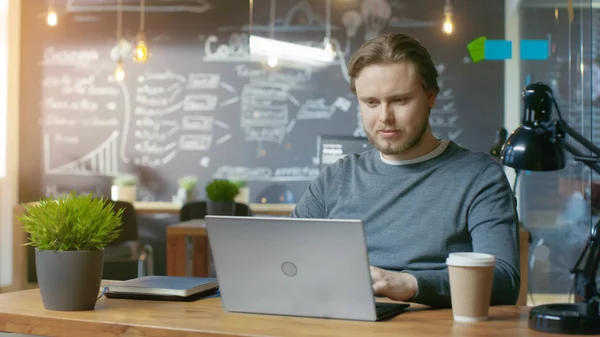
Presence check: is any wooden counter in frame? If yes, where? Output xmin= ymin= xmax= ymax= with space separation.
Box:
xmin=0 ymin=283 xmax=583 ymax=337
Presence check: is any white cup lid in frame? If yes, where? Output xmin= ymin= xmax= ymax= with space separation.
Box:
xmin=446 ymin=252 xmax=496 ymax=267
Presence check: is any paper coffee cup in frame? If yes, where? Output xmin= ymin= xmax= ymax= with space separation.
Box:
xmin=446 ymin=252 xmax=496 ymax=322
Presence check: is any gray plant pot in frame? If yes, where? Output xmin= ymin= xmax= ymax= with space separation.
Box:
xmin=35 ymin=249 xmax=104 ymax=311
xmin=207 ymin=200 xmax=236 ymax=215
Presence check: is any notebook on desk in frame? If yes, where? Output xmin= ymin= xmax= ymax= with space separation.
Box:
xmin=104 ymin=276 xmax=219 ymax=302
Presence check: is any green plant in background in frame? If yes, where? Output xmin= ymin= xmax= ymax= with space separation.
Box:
xmin=178 ymin=175 xmax=199 ymax=191
xmin=18 ymin=192 xmax=124 ymax=251
xmin=205 ymin=179 xmax=240 ymax=202
xmin=229 ymin=178 xmax=247 ymax=188
xmin=112 ymin=174 xmax=137 ymax=186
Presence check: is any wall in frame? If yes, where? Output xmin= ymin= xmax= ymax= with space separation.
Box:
xmin=0 ymin=0 xmax=21 ymax=292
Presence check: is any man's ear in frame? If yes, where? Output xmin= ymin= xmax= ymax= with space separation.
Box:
xmin=427 ymin=91 xmax=437 ymax=108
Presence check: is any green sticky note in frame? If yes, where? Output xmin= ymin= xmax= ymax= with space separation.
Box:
xmin=467 ymin=36 xmax=487 ymax=63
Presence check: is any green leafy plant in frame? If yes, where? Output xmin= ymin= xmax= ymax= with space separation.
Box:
xmin=112 ymin=174 xmax=137 ymax=187
xmin=18 ymin=192 xmax=124 ymax=251
xmin=229 ymin=178 xmax=247 ymax=188
xmin=205 ymin=179 xmax=240 ymax=202
xmin=178 ymin=175 xmax=199 ymax=191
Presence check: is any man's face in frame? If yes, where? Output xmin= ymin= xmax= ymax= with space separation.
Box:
xmin=355 ymin=61 xmax=436 ymax=159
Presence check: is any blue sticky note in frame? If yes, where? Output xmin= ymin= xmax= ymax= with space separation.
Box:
xmin=521 ymin=40 xmax=549 ymax=60
xmin=484 ymin=40 xmax=512 ymax=60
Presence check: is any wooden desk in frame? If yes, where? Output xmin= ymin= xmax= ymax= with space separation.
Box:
xmin=134 ymin=201 xmax=295 ymax=216
xmin=0 ymin=283 xmax=581 ymax=337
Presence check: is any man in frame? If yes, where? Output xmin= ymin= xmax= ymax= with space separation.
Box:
xmin=291 ymin=33 xmax=520 ymax=309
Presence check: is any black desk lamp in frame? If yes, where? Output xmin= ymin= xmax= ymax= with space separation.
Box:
xmin=489 ymin=127 xmax=508 ymax=161
xmin=501 ymin=82 xmax=600 ymax=335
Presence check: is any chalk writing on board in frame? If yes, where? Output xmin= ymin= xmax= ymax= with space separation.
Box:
xmin=183 ymin=94 xmax=218 ymax=111
xmin=187 ymin=73 xmax=221 ymax=89
xmin=182 ymin=115 xmax=213 ymax=131
xmin=125 ymin=67 xmax=235 ymax=167
xmin=40 ymin=47 xmax=99 ymax=68
xmin=353 ymin=106 xmax=367 ymax=138
xmin=387 ymin=17 xmax=435 ymax=28
xmin=42 ymin=97 xmax=99 ymax=113
xmin=213 ymin=165 xmax=320 ymax=182
xmin=110 ymin=76 xmax=133 ymax=164
xmin=43 ymin=74 xmax=120 ymax=98
xmin=203 ymin=34 xmax=249 ymax=62
xmin=429 ymin=63 xmax=462 ymax=143
xmin=179 ymin=135 xmax=213 ymax=151
xmin=54 ymin=134 xmax=79 ymax=145
xmin=296 ymin=97 xmax=352 ymax=120
xmin=242 ymin=1 xmax=331 ymax=33
xmin=66 ymin=0 xmax=214 ymax=14
xmin=44 ymin=131 xmax=120 ymax=176
xmin=241 ymin=82 xmax=289 ymax=143
xmin=361 ymin=0 xmax=392 ymax=41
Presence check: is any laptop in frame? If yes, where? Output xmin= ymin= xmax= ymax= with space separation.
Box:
xmin=205 ymin=215 xmax=409 ymax=321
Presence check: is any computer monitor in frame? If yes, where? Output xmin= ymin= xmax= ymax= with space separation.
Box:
xmin=317 ymin=135 xmax=372 ymax=170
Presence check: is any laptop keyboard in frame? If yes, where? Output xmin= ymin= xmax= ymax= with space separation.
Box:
xmin=375 ymin=302 xmax=410 ymax=321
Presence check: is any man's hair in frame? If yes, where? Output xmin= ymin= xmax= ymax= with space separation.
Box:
xmin=348 ymin=33 xmax=439 ymax=95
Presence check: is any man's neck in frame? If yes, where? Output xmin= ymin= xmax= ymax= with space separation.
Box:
xmin=381 ymin=132 xmax=441 ymax=161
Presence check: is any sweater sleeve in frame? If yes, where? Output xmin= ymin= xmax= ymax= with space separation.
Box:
xmin=404 ymin=163 xmax=521 ymax=308
xmin=468 ymin=163 xmax=521 ymax=305
xmin=290 ymin=170 xmax=328 ymax=219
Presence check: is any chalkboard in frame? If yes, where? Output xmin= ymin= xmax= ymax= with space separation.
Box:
xmin=36 ymin=0 xmax=505 ymax=203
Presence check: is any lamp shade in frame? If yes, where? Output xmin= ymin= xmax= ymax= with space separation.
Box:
xmin=500 ymin=123 xmax=566 ymax=171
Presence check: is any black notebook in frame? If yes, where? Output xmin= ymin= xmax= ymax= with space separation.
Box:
xmin=104 ymin=276 xmax=219 ymax=302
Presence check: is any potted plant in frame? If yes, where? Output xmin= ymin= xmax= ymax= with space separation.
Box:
xmin=230 ymin=178 xmax=249 ymax=204
xmin=111 ymin=174 xmax=137 ymax=202
xmin=205 ymin=179 xmax=240 ymax=215
xmin=176 ymin=175 xmax=198 ymax=203
xmin=18 ymin=192 xmax=123 ymax=311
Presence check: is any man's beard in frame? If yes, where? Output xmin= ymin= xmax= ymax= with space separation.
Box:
xmin=366 ymin=118 xmax=430 ymax=156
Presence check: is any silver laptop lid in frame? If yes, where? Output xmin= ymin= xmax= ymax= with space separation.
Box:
xmin=205 ymin=216 xmax=378 ymax=321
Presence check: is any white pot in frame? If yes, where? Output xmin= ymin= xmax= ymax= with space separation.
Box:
xmin=111 ymin=185 xmax=136 ymax=203
xmin=234 ymin=187 xmax=249 ymax=204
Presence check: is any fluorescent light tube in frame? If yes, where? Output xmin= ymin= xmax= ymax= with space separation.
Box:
xmin=249 ymin=35 xmax=334 ymax=64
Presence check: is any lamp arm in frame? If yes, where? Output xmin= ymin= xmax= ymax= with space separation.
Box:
xmin=555 ymin=120 xmax=600 ymax=175
xmin=557 ymin=120 xmax=600 ymax=157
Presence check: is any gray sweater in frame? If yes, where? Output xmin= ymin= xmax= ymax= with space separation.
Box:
xmin=291 ymin=141 xmax=520 ymax=308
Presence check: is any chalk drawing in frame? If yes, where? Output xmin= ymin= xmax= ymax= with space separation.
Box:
xmin=44 ymin=131 xmax=120 ymax=176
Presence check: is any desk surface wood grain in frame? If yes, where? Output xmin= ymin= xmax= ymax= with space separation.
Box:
xmin=0 ymin=283 xmax=587 ymax=337
xmin=134 ymin=201 xmax=295 ymax=216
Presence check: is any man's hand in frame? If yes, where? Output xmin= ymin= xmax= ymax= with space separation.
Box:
xmin=370 ymin=266 xmax=418 ymax=302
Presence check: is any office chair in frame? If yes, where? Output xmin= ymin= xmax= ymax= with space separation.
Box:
xmin=253 ymin=184 xmax=295 ymax=204
xmin=103 ymin=200 xmax=154 ymax=279
xmin=179 ymin=201 xmax=252 ymax=221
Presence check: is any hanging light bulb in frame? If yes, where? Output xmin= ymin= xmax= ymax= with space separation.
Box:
xmin=134 ymin=32 xmax=149 ymax=63
xmin=133 ymin=0 xmax=149 ymax=63
xmin=115 ymin=58 xmax=125 ymax=81
xmin=46 ymin=4 xmax=58 ymax=26
xmin=443 ymin=16 xmax=453 ymax=35
xmin=442 ymin=0 xmax=454 ymax=35
xmin=267 ymin=55 xmax=278 ymax=68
